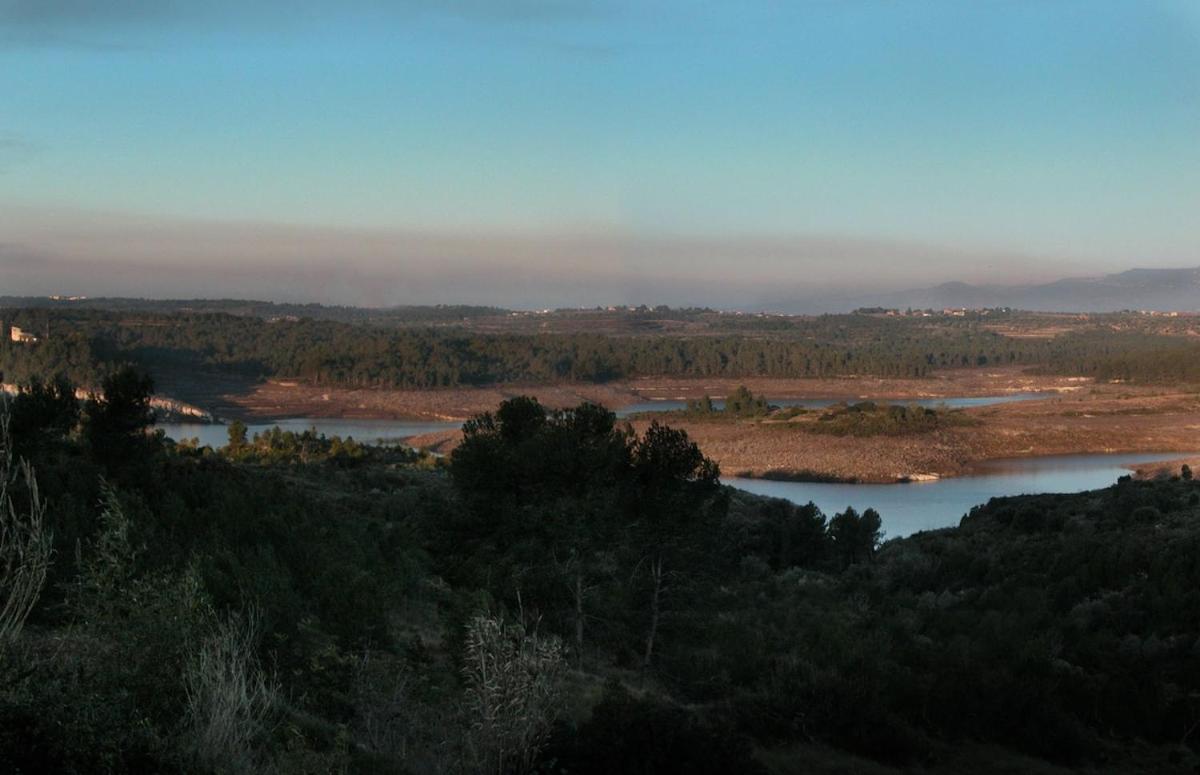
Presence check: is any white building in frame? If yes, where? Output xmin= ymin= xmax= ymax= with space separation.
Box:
xmin=10 ymin=326 xmax=38 ymax=344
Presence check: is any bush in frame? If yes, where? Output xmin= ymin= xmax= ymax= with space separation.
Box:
xmin=809 ymin=402 xmax=978 ymax=437
xmin=545 ymin=680 xmax=766 ymax=774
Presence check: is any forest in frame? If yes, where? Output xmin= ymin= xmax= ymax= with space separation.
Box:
xmin=0 ymin=297 xmax=508 ymax=326
xmin=3 ymin=307 xmax=1200 ymax=391
xmin=1 ymin=368 xmax=1197 ymax=773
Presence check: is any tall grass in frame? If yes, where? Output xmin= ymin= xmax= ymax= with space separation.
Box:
xmin=0 ymin=405 xmax=52 ymax=645
xmin=184 ymin=607 xmax=280 ymax=773
xmin=462 ymin=611 xmax=564 ymax=775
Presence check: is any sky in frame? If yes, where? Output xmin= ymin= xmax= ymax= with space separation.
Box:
xmin=1 ymin=0 xmax=1198 ymax=308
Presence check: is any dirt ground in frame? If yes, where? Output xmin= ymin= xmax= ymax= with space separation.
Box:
xmin=1131 ymin=455 xmax=1200 ymax=480
xmin=209 ymin=380 xmax=649 ymax=422
xmin=669 ymin=385 xmax=1200 ymax=482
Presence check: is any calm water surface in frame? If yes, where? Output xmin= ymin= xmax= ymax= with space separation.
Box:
xmin=615 ymin=392 xmax=1052 ymax=416
xmin=729 ymin=452 xmax=1197 ymax=539
xmin=159 ymin=417 xmax=459 ymax=448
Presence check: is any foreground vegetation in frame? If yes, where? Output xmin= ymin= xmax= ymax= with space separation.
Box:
xmin=1 ymin=369 xmax=1198 ymax=772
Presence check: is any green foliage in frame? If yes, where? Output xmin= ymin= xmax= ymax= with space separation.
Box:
xmin=683 ymin=394 xmax=716 ymax=415
xmin=702 ymin=481 xmax=1200 ymax=767
xmin=220 ymin=424 xmax=371 ymax=465
xmin=448 ymin=399 xmax=723 ymax=670
xmin=1081 ymin=339 xmax=1200 ymax=383
xmin=736 ymin=497 xmax=829 ymax=571
xmin=226 ymin=419 xmax=247 ymax=450
xmin=1 ymin=484 xmax=215 ymax=771
xmin=0 ymin=418 xmax=446 ymax=771
xmin=6 ymin=374 xmax=79 ymax=451
xmin=82 ymin=366 xmax=156 ymax=464
xmin=12 ymin=306 xmax=1200 ymax=391
xmin=545 ymin=680 xmax=766 ymax=775
xmin=2 ymin=381 xmax=1199 ymax=772
xmin=723 ymin=385 xmax=771 ymax=417
xmin=810 ymin=401 xmax=978 ymax=437
xmin=827 ymin=506 xmax=882 ymax=567
xmin=683 ymin=385 xmax=770 ymax=419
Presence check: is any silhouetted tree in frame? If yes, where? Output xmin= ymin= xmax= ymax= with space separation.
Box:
xmin=828 ymin=506 xmax=883 ymax=567
xmin=629 ymin=422 xmax=720 ymax=670
xmin=83 ymin=366 xmax=156 ymax=465
xmin=8 ymin=374 xmax=79 ymax=452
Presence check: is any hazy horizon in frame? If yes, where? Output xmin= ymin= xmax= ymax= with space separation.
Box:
xmin=3 ymin=1 xmax=1198 ymax=306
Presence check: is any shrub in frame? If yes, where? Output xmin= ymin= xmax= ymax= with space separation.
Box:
xmin=809 ymin=401 xmax=978 ymax=437
xmin=545 ymin=680 xmax=766 ymax=774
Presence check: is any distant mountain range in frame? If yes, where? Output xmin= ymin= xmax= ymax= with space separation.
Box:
xmin=783 ymin=266 xmax=1200 ymax=314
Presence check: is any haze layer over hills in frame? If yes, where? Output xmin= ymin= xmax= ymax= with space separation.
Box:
xmin=8 ymin=265 xmax=1200 ymax=317
xmin=781 ymin=266 xmax=1200 ymax=314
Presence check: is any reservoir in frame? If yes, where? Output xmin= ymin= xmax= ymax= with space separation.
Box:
xmin=614 ymin=392 xmax=1052 ymax=417
xmin=729 ymin=451 xmax=1196 ymax=539
xmin=158 ymin=417 xmax=459 ymax=449
xmin=159 ymin=410 xmax=1190 ymax=541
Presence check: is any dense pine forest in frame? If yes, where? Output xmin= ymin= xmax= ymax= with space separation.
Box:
xmin=1 ymin=368 xmax=1198 ymax=772
xmin=2 ymin=307 xmax=1200 ymax=391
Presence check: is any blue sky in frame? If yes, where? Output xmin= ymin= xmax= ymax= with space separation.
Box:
xmin=1 ymin=1 xmax=1197 ymax=307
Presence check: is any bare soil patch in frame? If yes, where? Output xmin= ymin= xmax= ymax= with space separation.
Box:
xmin=209 ymin=380 xmax=647 ymax=422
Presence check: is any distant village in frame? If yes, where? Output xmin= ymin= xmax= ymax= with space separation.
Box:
xmin=852 ymin=306 xmax=1013 ymax=318
xmin=852 ymin=306 xmax=1190 ymax=318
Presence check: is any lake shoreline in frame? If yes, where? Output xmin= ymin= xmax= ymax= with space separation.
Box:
xmin=159 ymin=367 xmax=1086 ymax=423
xmin=727 ymin=450 xmax=1200 ymax=537
xmin=155 ymin=368 xmax=1200 ymax=485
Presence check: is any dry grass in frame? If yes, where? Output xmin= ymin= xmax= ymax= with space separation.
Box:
xmin=184 ymin=607 xmax=280 ymax=773
xmin=0 ymin=407 xmax=52 ymax=645
xmin=462 ymin=611 xmax=565 ymax=775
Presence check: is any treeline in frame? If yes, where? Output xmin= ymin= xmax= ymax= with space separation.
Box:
xmin=3 ymin=308 xmax=1200 ymax=391
xmin=0 ymin=297 xmax=507 ymax=325
xmin=1071 ymin=339 xmax=1200 ymax=383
